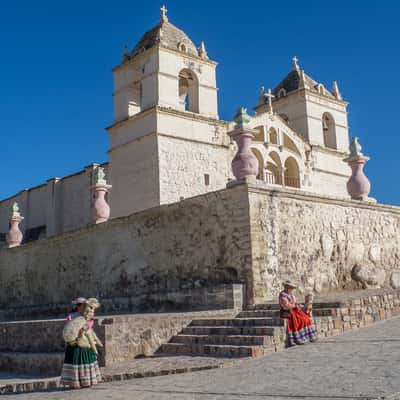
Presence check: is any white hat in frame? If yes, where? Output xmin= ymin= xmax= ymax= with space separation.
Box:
xmin=282 ymin=280 xmax=297 ymax=289
xmin=72 ymin=297 xmax=87 ymax=306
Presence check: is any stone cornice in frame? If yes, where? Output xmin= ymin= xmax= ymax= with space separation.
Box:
xmin=107 ymin=106 xmax=229 ymax=133
xmin=112 ymin=44 xmax=217 ymax=73
xmin=156 ymin=105 xmax=228 ymax=126
xmin=272 ymin=88 xmax=349 ymax=107
xmin=158 ymin=45 xmax=218 ymax=67
xmin=311 ymin=144 xmax=348 ymax=157
xmin=312 ymin=167 xmax=349 ymax=178
xmin=303 ymin=89 xmax=349 ymax=107
xmin=112 ymin=46 xmax=158 ymax=73
xmin=106 ymin=107 xmax=157 ymax=132
xmin=240 ymin=181 xmax=400 ymax=214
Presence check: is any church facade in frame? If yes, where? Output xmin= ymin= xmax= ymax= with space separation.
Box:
xmin=0 ymin=7 xmax=352 ymax=246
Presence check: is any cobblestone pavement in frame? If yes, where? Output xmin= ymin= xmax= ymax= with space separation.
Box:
xmin=7 ymin=316 xmax=400 ymax=400
xmin=0 ymin=355 xmax=240 ymax=394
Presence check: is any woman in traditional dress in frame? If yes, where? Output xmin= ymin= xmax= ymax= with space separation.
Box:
xmin=279 ymin=280 xmax=317 ymax=346
xmin=66 ymin=297 xmax=87 ymax=322
xmin=60 ymin=298 xmax=102 ymax=389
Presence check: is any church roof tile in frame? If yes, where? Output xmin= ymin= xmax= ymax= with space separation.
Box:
xmin=272 ymin=69 xmax=335 ymax=99
xmin=131 ymin=20 xmax=198 ymax=58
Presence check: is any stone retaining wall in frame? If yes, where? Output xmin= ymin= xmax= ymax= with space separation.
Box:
xmin=1 ymin=182 xmax=400 ymax=310
xmin=313 ymin=289 xmax=400 ymax=338
xmin=0 ymin=186 xmax=252 ymax=315
xmin=247 ymin=182 xmax=400 ymax=302
xmin=0 ymin=284 xmax=243 ymax=321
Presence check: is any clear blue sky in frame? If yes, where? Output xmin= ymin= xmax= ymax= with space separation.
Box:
xmin=1 ymin=0 xmax=399 ymax=204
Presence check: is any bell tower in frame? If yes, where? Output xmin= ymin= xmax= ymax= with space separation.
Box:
xmin=112 ymin=5 xmax=218 ymax=123
xmin=107 ymin=7 xmax=229 ymax=219
xmin=255 ymin=57 xmax=350 ymax=153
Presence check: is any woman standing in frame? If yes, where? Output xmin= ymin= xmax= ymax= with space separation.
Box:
xmin=60 ymin=298 xmax=102 ymax=389
xmin=66 ymin=297 xmax=87 ymax=321
xmin=279 ymin=280 xmax=317 ymax=346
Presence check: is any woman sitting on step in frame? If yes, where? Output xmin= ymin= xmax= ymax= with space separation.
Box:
xmin=279 ymin=280 xmax=317 ymax=346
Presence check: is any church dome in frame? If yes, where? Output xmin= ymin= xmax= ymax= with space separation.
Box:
xmin=272 ymin=57 xmax=335 ymax=99
xmin=131 ymin=8 xmax=199 ymax=58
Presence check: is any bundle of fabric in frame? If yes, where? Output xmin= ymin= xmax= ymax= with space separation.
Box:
xmin=60 ymin=298 xmax=102 ymax=389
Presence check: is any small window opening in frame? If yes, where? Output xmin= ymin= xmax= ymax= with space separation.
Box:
xmin=204 ymin=174 xmax=210 ymax=186
xmin=178 ymin=42 xmax=187 ymax=52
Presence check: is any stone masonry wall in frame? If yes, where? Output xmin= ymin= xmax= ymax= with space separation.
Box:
xmin=0 ymin=186 xmax=253 ymax=314
xmin=248 ymin=182 xmax=400 ymax=302
xmin=2 ymin=182 xmax=400 ymax=311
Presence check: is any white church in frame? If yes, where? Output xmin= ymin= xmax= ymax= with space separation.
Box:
xmin=0 ymin=6 xmax=352 ymax=245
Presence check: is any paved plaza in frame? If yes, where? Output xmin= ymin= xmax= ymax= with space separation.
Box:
xmin=7 ymin=316 xmax=400 ymax=400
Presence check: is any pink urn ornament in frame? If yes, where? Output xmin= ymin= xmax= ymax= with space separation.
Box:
xmin=228 ymin=107 xmax=259 ymax=181
xmin=344 ymin=137 xmax=371 ymax=200
xmin=92 ymin=167 xmax=112 ymax=224
xmin=6 ymin=202 xmax=24 ymax=248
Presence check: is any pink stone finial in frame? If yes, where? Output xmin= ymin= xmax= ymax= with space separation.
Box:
xmin=228 ymin=108 xmax=259 ymax=182
xmin=92 ymin=167 xmax=112 ymax=224
xmin=344 ymin=137 xmax=371 ymax=200
xmin=6 ymin=202 xmax=24 ymax=248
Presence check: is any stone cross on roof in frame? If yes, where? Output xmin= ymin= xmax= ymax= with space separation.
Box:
xmin=292 ymin=55 xmax=299 ymax=71
xmin=265 ymin=88 xmax=275 ymax=112
xmin=160 ymin=5 xmax=168 ymax=22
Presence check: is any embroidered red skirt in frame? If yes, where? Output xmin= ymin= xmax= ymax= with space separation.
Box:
xmin=285 ymin=308 xmax=317 ymax=346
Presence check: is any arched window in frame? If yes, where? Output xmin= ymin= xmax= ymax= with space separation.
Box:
xmin=266 ymin=162 xmax=280 ymax=184
xmin=178 ymin=42 xmax=187 ymax=52
xmin=251 ymin=148 xmax=264 ymax=180
xmin=178 ymin=69 xmax=199 ymax=113
xmin=128 ymin=82 xmax=142 ymax=116
xmin=322 ymin=112 xmax=337 ymax=149
xmin=268 ymin=128 xmax=278 ymax=145
xmin=284 ymin=157 xmax=300 ymax=188
xmin=278 ymin=88 xmax=286 ymax=98
xmin=266 ymin=151 xmax=283 ymax=185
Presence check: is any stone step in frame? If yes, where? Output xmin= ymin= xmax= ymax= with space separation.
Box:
xmin=245 ymin=302 xmax=343 ymax=311
xmin=190 ymin=318 xmax=284 ymax=327
xmin=0 ymin=352 xmax=64 ymax=376
xmin=238 ymin=310 xmax=280 ymax=318
xmin=171 ymin=334 xmax=272 ymax=347
xmin=239 ymin=308 xmax=337 ymax=318
xmin=159 ymin=343 xmax=267 ymax=358
xmin=245 ymin=304 xmax=281 ymax=311
xmin=181 ymin=325 xmax=285 ymax=336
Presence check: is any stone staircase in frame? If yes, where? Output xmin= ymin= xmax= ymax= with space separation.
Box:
xmin=2 ymin=289 xmax=399 ymax=377
xmin=160 ymin=302 xmax=342 ymax=358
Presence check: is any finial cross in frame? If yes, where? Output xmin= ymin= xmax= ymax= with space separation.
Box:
xmin=160 ymin=5 xmax=168 ymax=21
xmin=292 ymin=55 xmax=299 ymax=70
xmin=266 ymin=88 xmax=275 ymax=112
